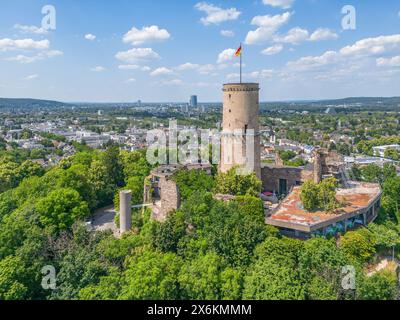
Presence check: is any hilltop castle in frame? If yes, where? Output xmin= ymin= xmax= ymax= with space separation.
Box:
xmin=119 ymin=82 xmax=382 ymax=239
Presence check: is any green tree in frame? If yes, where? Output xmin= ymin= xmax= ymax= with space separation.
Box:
xmin=173 ymin=169 xmax=215 ymax=201
xmin=0 ymin=256 xmax=30 ymax=300
xmin=300 ymin=180 xmax=320 ymax=211
xmin=300 ymin=178 xmax=340 ymax=212
xmin=35 ymin=188 xmax=90 ymax=232
xmin=214 ymin=168 xmax=261 ymax=197
xmin=340 ymin=229 xmax=377 ymax=264
xmin=243 ymin=238 xmax=305 ymax=300
xmin=178 ymin=252 xmax=227 ymax=300
xmin=359 ymin=270 xmax=398 ymax=300
xmin=120 ymin=250 xmax=182 ymax=300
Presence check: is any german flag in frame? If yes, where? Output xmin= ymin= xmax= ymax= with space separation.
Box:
xmin=235 ymin=45 xmax=242 ymax=57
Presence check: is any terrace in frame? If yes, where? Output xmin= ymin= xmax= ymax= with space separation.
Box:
xmin=265 ymin=181 xmax=382 ymax=239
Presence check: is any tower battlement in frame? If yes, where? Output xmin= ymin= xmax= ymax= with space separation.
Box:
xmin=223 ymin=83 xmax=260 ymax=92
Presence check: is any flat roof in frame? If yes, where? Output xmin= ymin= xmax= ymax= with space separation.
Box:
xmin=266 ymin=181 xmax=381 ymax=233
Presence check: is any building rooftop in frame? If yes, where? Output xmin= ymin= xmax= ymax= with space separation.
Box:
xmin=266 ymin=181 xmax=382 ymax=233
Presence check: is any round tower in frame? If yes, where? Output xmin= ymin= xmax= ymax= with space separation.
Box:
xmin=220 ymin=83 xmax=261 ymax=179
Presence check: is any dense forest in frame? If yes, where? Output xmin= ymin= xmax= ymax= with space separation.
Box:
xmin=0 ymin=145 xmax=399 ymax=300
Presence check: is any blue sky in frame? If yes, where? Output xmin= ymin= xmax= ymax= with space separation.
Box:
xmin=0 ymin=0 xmax=399 ymax=102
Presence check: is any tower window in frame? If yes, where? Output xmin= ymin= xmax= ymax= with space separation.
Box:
xmin=229 ymin=109 xmax=231 ymax=113
xmin=244 ymin=124 xmax=248 ymax=134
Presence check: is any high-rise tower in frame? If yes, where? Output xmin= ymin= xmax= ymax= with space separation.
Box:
xmin=220 ymin=83 xmax=261 ymax=179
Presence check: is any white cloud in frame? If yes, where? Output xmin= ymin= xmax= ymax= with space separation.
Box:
xmin=141 ymin=66 xmax=151 ymax=71
xmin=245 ymin=12 xmax=292 ymax=44
xmin=309 ymin=28 xmax=339 ymax=41
xmin=168 ymin=79 xmax=183 ymax=85
xmin=177 ymin=63 xmax=200 ymax=71
xmin=262 ymin=44 xmax=283 ymax=55
xmin=262 ymin=0 xmax=295 ymax=9
xmin=6 ymin=50 xmax=63 ymax=64
xmin=85 ymin=34 xmax=96 ymax=41
xmin=217 ymin=48 xmax=236 ymax=64
xmin=125 ymin=78 xmax=136 ymax=83
xmin=198 ymin=64 xmax=216 ymax=75
xmin=123 ymin=25 xmax=170 ymax=45
xmin=195 ymin=2 xmax=241 ymax=26
xmin=150 ymin=67 xmax=174 ymax=76
xmin=118 ymin=64 xmax=140 ymax=70
xmin=23 ymin=74 xmax=39 ymax=80
xmin=221 ymin=30 xmax=235 ymax=37
xmin=227 ymin=69 xmax=275 ymax=80
xmin=275 ymin=27 xmax=309 ymax=44
xmin=377 ymin=55 xmax=400 ymax=67
xmin=286 ymin=50 xmax=339 ymax=71
xmin=14 ymin=24 xmax=48 ymax=35
xmin=286 ymin=34 xmax=400 ymax=72
xmin=339 ymin=34 xmax=400 ymax=57
xmin=0 ymin=38 xmax=50 ymax=51
xmin=91 ymin=66 xmax=107 ymax=72
xmin=155 ymin=78 xmax=184 ymax=86
xmin=115 ymin=48 xmax=160 ymax=63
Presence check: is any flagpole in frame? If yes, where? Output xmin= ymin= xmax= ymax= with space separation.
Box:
xmin=240 ymin=42 xmax=242 ymax=84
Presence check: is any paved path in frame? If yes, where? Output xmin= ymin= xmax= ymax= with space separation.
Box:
xmin=91 ymin=205 xmax=119 ymax=236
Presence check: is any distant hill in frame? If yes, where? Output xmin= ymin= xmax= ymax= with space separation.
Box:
xmin=316 ymin=96 xmax=400 ymax=106
xmin=0 ymin=98 xmax=69 ymax=109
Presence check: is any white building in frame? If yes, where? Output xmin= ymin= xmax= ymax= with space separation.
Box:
xmin=372 ymin=144 xmax=400 ymax=157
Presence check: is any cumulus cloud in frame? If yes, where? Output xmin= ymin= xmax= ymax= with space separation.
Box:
xmin=227 ymin=69 xmax=275 ymax=80
xmin=0 ymin=38 xmax=50 ymax=51
xmin=309 ymin=28 xmax=339 ymax=41
xmin=14 ymin=24 xmax=48 ymax=35
xmin=339 ymin=34 xmax=400 ymax=56
xmin=177 ymin=62 xmax=200 ymax=71
xmin=123 ymin=25 xmax=170 ymax=45
xmin=150 ymin=67 xmax=174 ymax=76
xmin=6 ymin=50 xmax=63 ymax=64
xmin=91 ymin=66 xmax=107 ymax=72
xmin=377 ymin=55 xmax=400 ymax=67
xmin=217 ymin=48 xmax=236 ymax=64
xmin=245 ymin=12 xmax=292 ymax=44
xmin=23 ymin=74 xmax=39 ymax=80
xmin=220 ymin=30 xmax=235 ymax=37
xmin=195 ymin=2 xmax=241 ymax=26
xmin=286 ymin=34 xmax=400 ymax=72
xmin=262 ymin=0 xmax=295 ymax=9
xmin=262 ymin=44 xmax=283 ymax=55
xmin=85 ymin=34 xmax=96 ymax=41
xmin=118 ymin=64 xmax=140 ymax=70
xmin=115 ymin=48 xmax=160 ymax=63
xmin=275 ymin=27 xmax=309 ymax=44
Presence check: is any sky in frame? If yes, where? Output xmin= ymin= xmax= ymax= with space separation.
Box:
xmin=0 ymin=0 xmax=399 ymax=102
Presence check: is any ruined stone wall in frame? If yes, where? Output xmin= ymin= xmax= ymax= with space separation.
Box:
xmin=159 ymin=178 xmax=180 ymax=215
xmin=261 ymin=166 xmax=314 ymax=194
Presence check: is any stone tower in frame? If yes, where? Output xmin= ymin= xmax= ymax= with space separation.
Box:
xmin=220 ymin=83 xmax=261 ymax=179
